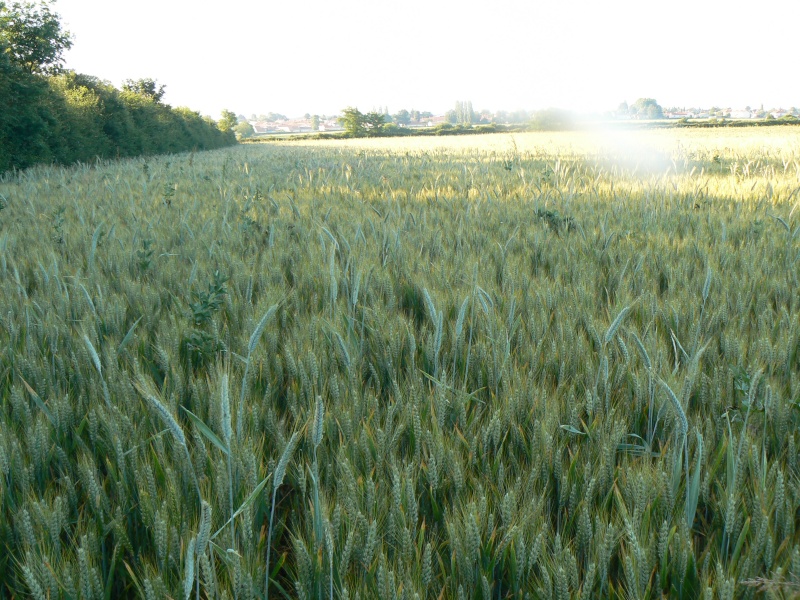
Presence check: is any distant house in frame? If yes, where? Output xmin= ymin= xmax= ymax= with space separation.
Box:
xmin=251 ymin=121 xmax=273 ymax=134
xmin=319 ymin=120 xmax=344 ymax=132
xmin=666 ymin=111 xmax=691 ymax=119
xmin=730 ymin=110 xmax=752 ymax=119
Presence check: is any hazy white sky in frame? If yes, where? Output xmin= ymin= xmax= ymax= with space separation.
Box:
xmin=55 ymin=0 xmax=799 ymax=120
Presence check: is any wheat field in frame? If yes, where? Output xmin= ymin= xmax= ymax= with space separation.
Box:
xmin=1 ymin=127 xmax=799 ymax=599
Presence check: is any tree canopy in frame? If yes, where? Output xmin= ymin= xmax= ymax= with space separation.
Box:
xmin=0 ymin=0 xmax=72 ymax=74
xmin=122 ymin=78 xmax=166 ymax=102
xmin=234 ymin=120 xmax=254 ymax=139
xmin=364 ymin=111 xmax=386 ymax=133
xmin=218 ymin=109 xmax=238 ymax=132
xmin=338 ymin=107 xmax=386 ymax=136
xmin=338 ymin=107 xmax=366 ymax=136
xmin=446 ymin=101 xmax=475 ymax=125
xmin=630 ymin=98 xmax=664 ymax=119
xmin=393 ymin=109 xmax=410 ymax=125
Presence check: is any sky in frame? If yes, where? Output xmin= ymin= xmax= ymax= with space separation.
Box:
xmin=55 ymin=0 xmax=800 ymax=120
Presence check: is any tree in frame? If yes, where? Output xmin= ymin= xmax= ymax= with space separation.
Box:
xmin=0 ymin=0 xmax=72 ymax=74
xmin=218 ymin=109 xmax=237 ymax=132
xmin=645 ymin=104 xmax=662 ymax=119
xmin=122 ymin=78 xmax=166 ymax=102
xmin=364 ymin=111 xmax=385 ymax=134
xmin=0 ymin=36 xmax=47 ymax=171
xmin=310 ymin=114 xmax=320 ymax=131
xmin=0 ymin=0 xmax=71 ymax=171
xmin=338 ymin=107 xmax=366 ymax=136
xmin=234 ymin=120 xmax=254 ymax=139
xmin=630 ymin=98 xmax=663 ymax=119
xmin=452 ymin=100 xmax=474 ymax=125
xmin=393 ymin=109 xmax=410 ymax=126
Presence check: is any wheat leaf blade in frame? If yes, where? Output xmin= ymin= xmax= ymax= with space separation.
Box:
xmin=183 ymin=407 xmax=229 ymax=455
xmin=19 ymin=374 xmax=55 ymax=426
xmin=211 ymin=473 xmax=273 ymax=540
xmin=117 ymin=316 xmax=143 ymax=355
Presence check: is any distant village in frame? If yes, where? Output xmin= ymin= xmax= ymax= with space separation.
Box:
xmin=240 ymin=114 xmax=448 ymax=135
xmin=238 ymin=105 xmax=799 ymax=135
xmin=657 ymin=107 xmax=796 ymax=120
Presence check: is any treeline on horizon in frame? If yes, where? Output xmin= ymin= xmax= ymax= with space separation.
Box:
xmin=242 ymin=101 xmax=800 ymax=144
xmin=244 ymin=114 xmax=800 ymax=145
xmin=0 ymin=2 xmax=236 ymax=174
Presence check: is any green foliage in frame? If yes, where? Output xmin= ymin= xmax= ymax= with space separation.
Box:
xmin=364 ymin=111 xmax=386 ymax=134
xmin=534 ymin=207 xmax=575 ymax=233
xmin=0 ymin=39 xmax=49 ymax=171
xmin=630 ymin=98 xmax=664 ymax=119
xmin=392 ymin=109 xmax=410 ymax=125
xmin=234 ymin=120 xmax=255 ymax=139
xmin=336 ymin=107 xmax=390 ymax=136
xmin=0 ymin=70 xmax=235 ymax=172
xmin=474 ymin=123 xmax=499 ymax=134
xmin=449 ymin=100 xmax=475 ymax=125
xmin=0 ymin=128 xmax=799 ymax=599
xmin=0 ymin=0 xmax=72 ymax=74
xmin=338 ymin=106 xmax=366 ymax=136
xmin=380 ymin=122 xmax=400 ymax=135
xmin=136 ymin=238 xmax=154 ymax=273
xmin=189 ymin=270 xmax=228 ymax=327
xmin=218 ymin=109 xmax=238 ymax=133
xmin=122 ymin=77 xmax=166 ymax=102
xmin=0 ymin=0 xmax=235 ymax=172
